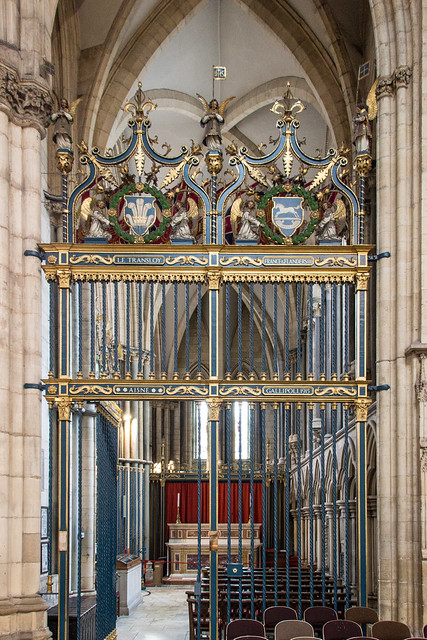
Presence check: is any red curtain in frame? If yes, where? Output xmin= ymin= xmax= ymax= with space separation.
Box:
xmin=165 ymin=481 xmax=263 ymax=526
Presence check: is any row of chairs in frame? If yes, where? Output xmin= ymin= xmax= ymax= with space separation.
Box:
xmin=225 ymin=606 xmax=427 ymax=640
xmin=187 ymin=600 xmax=427 ymax=640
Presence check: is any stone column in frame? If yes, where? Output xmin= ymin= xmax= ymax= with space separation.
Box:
xmin=375 ymin=55 xmax=422 ymax=627
xmin=0 ymin=59 xmax=52 ymax=639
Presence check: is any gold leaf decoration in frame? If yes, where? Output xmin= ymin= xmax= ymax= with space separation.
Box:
xmin=307 ymin=160 xmax=335 ymax=192
xmin=283 ymin=137 xmax=293 ymax=178
xmin=134 ymin=137 xmax=145 ymax=176
xmin=160 ymin=160 xmax=185 ymax=189
xmin=242 ymin=161 xmax=268 ymax=187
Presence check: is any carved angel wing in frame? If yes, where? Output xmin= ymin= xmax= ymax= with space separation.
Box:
xmin=230 ymin=197 xmax=242 ymax=230
xmin=155 ymin=202 xmax=163 ymax=222
xmin=188 ymin=198 xmax=199 ymax=219
xmin=366 ymin=78 xmax=379 ymax=121
xmin=334 ymin=199 xmax=347 ymax=221
xmin=69 ymin=96 xmax=83 ymax=118
xmin=196 ymin=93 xmax=210 ymax=113
xmin=218 ymin=96 xmax=235 ymax=116
xmin=79 ymin=196 xmax=94 ymax=222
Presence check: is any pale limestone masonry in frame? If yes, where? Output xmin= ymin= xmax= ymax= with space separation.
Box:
xmin=0 ymin=0 xmax=426 ymax=638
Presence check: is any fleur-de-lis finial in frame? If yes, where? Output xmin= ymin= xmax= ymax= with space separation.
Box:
xmin=124 ymin=81 xmax=157 ymax=119
xmin=270 ymin=82 xmax=306 ymax=119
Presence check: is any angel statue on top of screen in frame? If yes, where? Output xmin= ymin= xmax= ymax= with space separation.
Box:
xmin=48 ymin=96 xmax=83 ymax=150
xmin=197 ymin=94 xmax=235 ymax=150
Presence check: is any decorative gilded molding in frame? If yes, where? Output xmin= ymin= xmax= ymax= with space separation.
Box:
xmin=207 ymin=398 xmax=222 ymax=420
xmin=222 ymin=273 xmax=355 ymax=284
xmin=314 ymin=256 xmax=357 ymax=268
xmin=56 ymin=150 xmax=73 ymax=175
xmin=208 ymin=270 xmax=221 ymax=290
xmin=104 ymin=630 xmax=117 ymax=640
xmin=354 ymin=399 xmax=371 ymax=422
xmin=56 ymin=398 xmax=72 ymax=421
xmin=165 ymin=256 xmax=208 ymax=266
xmin=314 ymin=387 xmax=357 ymax=397
xmin=355 ymin=272 xmax=369 ymax=291
xmin=220 ymin=256 xmax=263 ymax=267
xmin=165 ymin=385 xmax=209 ymax=396
xmin=57 ymin=270 xmax=71 ymax=289
xmin=0 ymin=62 xmax=53 ymax=136
xmin=69 ymin=384 xmax=113 ymax=395
xmin=220 ymin=386 xmax=263 ymax=397
xmin=70 ymin=254 xmax=114 ymax=265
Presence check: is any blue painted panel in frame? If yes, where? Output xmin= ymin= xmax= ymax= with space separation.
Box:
xmin=240 ymin=126 xmax=286 ymax=165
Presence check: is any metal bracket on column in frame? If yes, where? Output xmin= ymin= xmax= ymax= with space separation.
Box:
xmin=368 ymin=252 xmax=391 ymax=262
xmin=24 ymin=382 xmax=47 ymax=391
xmin=24 ymin=249 xmax=46 ymax=261
xmin=368 ymin=384 xmax=390 ymax=391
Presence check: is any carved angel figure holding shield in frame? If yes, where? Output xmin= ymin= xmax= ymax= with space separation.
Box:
xmin=170 ymin=197 xmax=199 ymax=241
xmin=197 ymin=94 xmax=235 ymax=150
xmin=79 ymin=197 xmax=112 ymax=241
xmin=316 ymin=199 xmax=347 ymax=241
xmin=231 ymin=196 xmax=262 ymax=243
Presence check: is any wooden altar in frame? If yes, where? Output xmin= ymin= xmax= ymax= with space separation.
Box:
xmin=166 ymin=522 xmax=262 ymax=575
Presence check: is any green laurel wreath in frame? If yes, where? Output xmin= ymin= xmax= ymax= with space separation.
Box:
xmin=257 ymin=184 xmax=319 ymax=245
xmin=109 ymin=183 xmax=171 ymax=244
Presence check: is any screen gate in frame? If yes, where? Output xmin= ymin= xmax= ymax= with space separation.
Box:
xmin=43 ymin=83 xmax=372 ymax=640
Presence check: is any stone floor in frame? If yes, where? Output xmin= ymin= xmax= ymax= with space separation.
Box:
xmin=117 ymin=586 xmax=190 ymax=640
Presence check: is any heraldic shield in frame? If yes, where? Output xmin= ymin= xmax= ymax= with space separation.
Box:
xmin=123 ymin=194 xmax=157 ymax=239
xmin=272 ymin=196 xmax=304 ymax=237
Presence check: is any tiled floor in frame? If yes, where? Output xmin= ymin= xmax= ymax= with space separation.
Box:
xmin=117 ymin=586 xmax=190 ymax=640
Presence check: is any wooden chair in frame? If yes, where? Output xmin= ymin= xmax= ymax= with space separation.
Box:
xmin=371 ymin=621 xmax=411 ymax=640
xmin=274 ymin=620 xmax=314 ymax=640
xmin=322 ymin=620 xmax=362 ymax=639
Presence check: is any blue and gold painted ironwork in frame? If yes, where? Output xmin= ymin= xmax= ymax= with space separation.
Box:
xmin=42 ymin=81 xmax=373 ymax=640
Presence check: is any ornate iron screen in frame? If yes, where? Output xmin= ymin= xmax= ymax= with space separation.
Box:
xmin=42 ymin=83 xmax=372 ymax=640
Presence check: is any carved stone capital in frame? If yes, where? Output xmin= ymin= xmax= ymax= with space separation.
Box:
xmin=420 ymin=439 xmax=427 ymax=472
xmin=376 ymin=75 xmax=395 ymax=99
xmin=376 ymin=65 xmax=412 ymax=100
xmin=416 ymin=353 xmax=427 ymax=402
xmin=394 ymin=65 xmax=412 ymax=89
xmin=44 ymin=191 xmax=63 ymax=228
xmin=0 ymin=62 xmax=52 ymax=137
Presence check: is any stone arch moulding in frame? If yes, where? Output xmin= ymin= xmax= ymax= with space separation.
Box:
xmin=83 ymin=0 xmax=353 ymax=148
